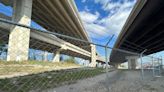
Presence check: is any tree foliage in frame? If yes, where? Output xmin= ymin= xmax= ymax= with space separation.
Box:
xmin=0 ymin=40 xmax=6 ymax=55
xmin=64 ymin=56 xmax=76 ymax=64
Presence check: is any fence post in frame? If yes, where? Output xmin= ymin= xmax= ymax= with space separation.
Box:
xmin=105 ymin=35 xmax=114 ymax=73
xmin=140 ymin=49 xmax=147 ymax=80
xmin=105 ymin=47 xmax=109 ymax=74
xmin=158 ymin=58 xmax=161 ymax=76
xmin=161 ymin=56 xmax=163 ymax=75
xmin=152 ymin=56 xmax=155 ymax=77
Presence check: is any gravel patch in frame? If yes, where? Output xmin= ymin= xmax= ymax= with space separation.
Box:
xmin=46 ymin=70 xmax=164 ymax=92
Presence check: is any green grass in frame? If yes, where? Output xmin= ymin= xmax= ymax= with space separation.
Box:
xmin=0 ymin=67 xmax=105 ymax=92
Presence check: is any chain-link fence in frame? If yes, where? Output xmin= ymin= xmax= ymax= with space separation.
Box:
xmin=140 ymin=56 xmax=163 ymax=78
xmin=111 ymin=48 xmax=163 ymax=77
xmin=0 ymin=2 xmax=164 ymax=92
xmin=0 ymin=12 xmax=111 ymax=92
xmin=0 ymin=18 xmax=163 ymax=92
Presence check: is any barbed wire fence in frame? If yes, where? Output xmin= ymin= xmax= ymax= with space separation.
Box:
xmin=0 ymin=15 xmax=163 ymax=92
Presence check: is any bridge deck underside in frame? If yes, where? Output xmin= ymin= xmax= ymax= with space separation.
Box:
xmin=111 ymin=0 xmax=164 ymax=64
xmin=0 ymin=0 xmax=91 ymax=51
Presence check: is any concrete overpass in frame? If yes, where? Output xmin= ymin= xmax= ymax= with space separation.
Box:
xmin=0 ymin=0 xmax=105 ymax=67
xmin=110 ymin=0 xmax=164 ymax=68
xmin=1 ymin=0 xmax=90 ymax=46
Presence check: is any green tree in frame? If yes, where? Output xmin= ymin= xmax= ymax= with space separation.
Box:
xmin=64 ymin=56 xmax=76 ymax=64
xmin=0 ymin=40 xmax=4 ymax=55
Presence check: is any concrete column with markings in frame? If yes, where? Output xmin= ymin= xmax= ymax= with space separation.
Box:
xmin=7 ymin=0 xmax=33 ymax=61
xmin=89 ymin=44 xmax=96 ymax=67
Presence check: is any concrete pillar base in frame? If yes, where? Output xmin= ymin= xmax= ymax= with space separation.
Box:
xmin=52 ymin=50 xmax=60 ymax=62
xmin=89 ymin=62 xmax=97 ymax=67
xmin=89 ymin=44 xmax=96 ymax=67
xmin=126 ymin=56 xmax=139 ymax=69
xmin=114 ymin=64 xmax=119 ymax=69
xmin=7 ymin=0 xmax=32 ymax=61
xmin=44 ymin=51 xmax=48 ymax=62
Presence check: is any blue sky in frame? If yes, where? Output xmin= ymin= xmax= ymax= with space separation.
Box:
xmin=0 ymin=3 xmax=12 ymax=16
xmin=75 ymin=0 xmax=136 ymax=56
xmin=0 ymin=0 xmax=136 ymax=55
xmin=0 ymin=0 xmax=164 ymax=61
xmin=0 ymin=0 xmax=137 ymax=57
xmin=75 ymin=0 xmax=136 ymax=44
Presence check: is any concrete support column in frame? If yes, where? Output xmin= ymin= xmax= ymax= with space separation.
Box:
xmin=103 ymin=63 xmax=106 ymax=68
xmin=126 ymin=56 xmax=138 ymax=69
xmin=7 ymin=0 xmax=33 ymax=61
xmin=97 ymin=62 xmax=100 ymax=67
xmin=97 ymin=62 xmax=101 ymax=67
xmin=44 ymin=51 xmax=48 ymax=62
xmin=89 ymin=44 xmax=96 ymax=67
xmin=114 ymin=64 xmax=119 ymax=69
xmin=52 ymin=50 xmax=60 ymax=62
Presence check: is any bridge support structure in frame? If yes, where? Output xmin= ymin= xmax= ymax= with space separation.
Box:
xmin=126 ymin=56 xmax=139 ymax=69
xmin=97 ymin=62 xmax=101 ymax=67
xmin=7 ymin=0 xmax=32 ymax=61
xmin=52 ymin=50 xmax=61 ymax=62
xmin=52 ymin=46 xmax=67 ymax=62
xmin=89 ymin=44 xmax=96 ymax=67
xmin=44 ymin=51 xmax=48 ymax=61
xmin=2 ymin=0 xmax=105 ymax=63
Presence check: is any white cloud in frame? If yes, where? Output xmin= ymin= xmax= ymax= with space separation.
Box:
xmin=95 ymin=0 xmax=112 ymax=6
xmin=84 ymin=23 xmax=107 ymax=37
xmin=79 ymin=11 xmax=99 ymax=23
xmin=79 ymin=11 xmax=108 ymax=38
xmin=99 ymin=9 xmax=132 ymax=36
xmin=84 ymin=6 xmax=90 ymax=11
xmin=95 ymin=0 xmax=135 ymax=12
xmin=82 ymin=0 xmax=87 ymax=3
xmin=78 ymin=0 xmax=136 ymax=39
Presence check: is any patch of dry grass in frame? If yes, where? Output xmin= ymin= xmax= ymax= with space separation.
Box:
xmin=0 ymin=61 xmax=80 ymax=78
xmin=0 ymin=64 xmax=104 ymax=92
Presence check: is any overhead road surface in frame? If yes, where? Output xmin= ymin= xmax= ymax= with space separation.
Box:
xmin=0 ymin=0 xmax=105 ymax=65
xmin=110 ymin=0 xmax=164 ymax=64
xmin=0 ymin=13 xmax=105 ymax=62
xmin=1 ymin=0 xmax=90 ymax=51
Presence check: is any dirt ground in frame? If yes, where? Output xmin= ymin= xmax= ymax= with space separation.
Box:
xmin=44 ymin=70 xmax=164 ymax=92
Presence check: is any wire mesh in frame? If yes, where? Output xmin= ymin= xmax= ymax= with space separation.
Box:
xmin=0 ymin=11 xmax=109 ymax=92
xmin=0 ymin=1 xmax=163 ymax=92
xmin=0 ymin=17 xmax=163 ymax=92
